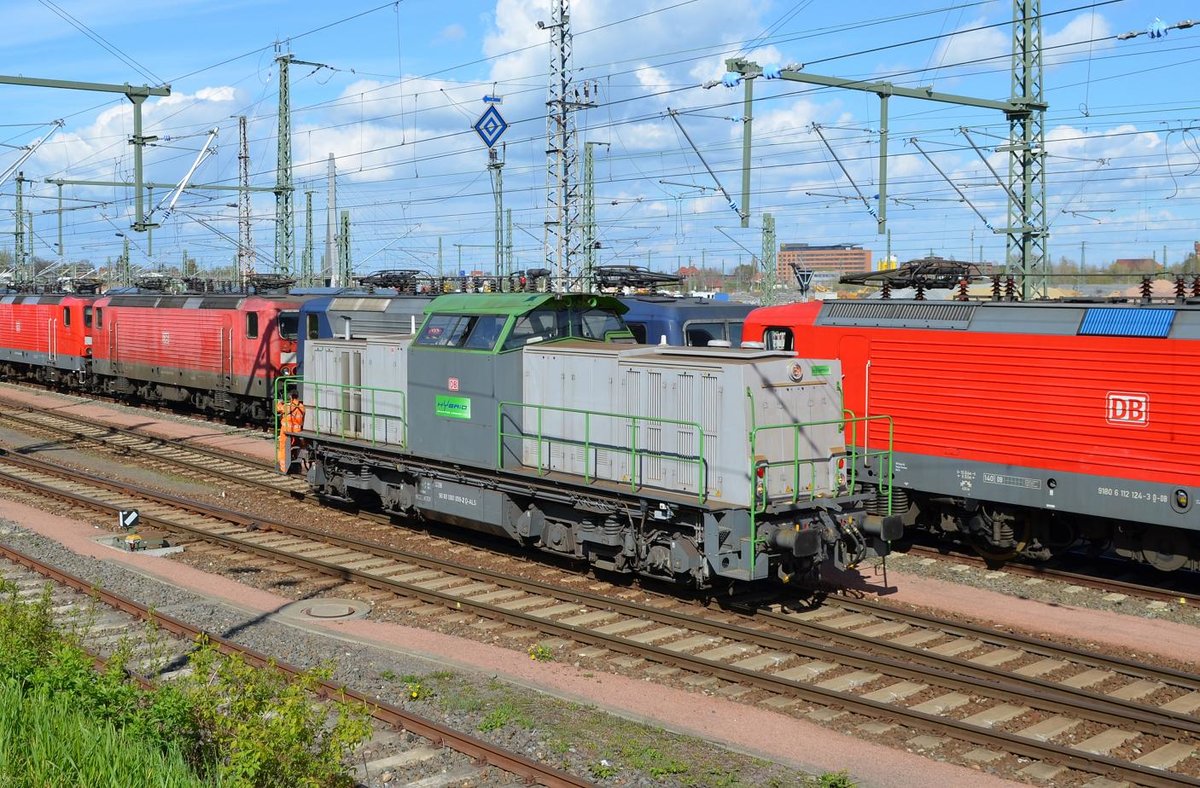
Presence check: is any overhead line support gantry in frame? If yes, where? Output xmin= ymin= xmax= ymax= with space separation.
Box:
xmin=0 ymin=75 xmax=170 ymax=233
xmin=720 ymin=0 xmax=1049 ymax=298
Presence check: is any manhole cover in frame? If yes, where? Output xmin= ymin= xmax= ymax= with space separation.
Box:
xmin=277 ymin=598 xmax=371 ymax=621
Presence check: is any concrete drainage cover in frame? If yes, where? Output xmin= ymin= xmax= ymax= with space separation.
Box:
xmin=278 ymin=598 xmax=371 ymax=621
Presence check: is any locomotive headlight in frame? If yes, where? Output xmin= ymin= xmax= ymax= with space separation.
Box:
xmin=1175 ymin=489 xmax=1189 ymax=510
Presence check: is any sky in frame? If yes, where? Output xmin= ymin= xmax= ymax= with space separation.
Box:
xmin=1 ymin=0 xmax=1198 ymax=282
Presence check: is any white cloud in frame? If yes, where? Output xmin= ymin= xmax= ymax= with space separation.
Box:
xmin=929 ymin=18 xmax=1008 ymax=75
xmin=437 ymin=23 xmax=467 ymax=43
xmin=1044 ymin=12 xmax=1114 ymax=66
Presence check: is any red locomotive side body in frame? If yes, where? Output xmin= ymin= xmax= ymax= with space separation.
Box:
xmin=744 ymin=299 xmax=1199 ymax=544
xmin=90 ymin=293 xmax=301 ymax=419
xmin=0 ymin=294 xmax=95 ymax=373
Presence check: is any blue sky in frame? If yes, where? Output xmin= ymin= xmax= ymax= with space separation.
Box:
xmin=2 ymin=0 xmax=1199 ymax=281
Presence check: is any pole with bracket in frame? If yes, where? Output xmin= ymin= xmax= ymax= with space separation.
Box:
xmin=0 ymin=76 xmax=170 ymax=233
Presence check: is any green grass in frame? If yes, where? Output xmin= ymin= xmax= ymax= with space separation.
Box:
xmin=0 ymin=679 xmax=204 ymax=787
xmin=478 ymin=700 xmax=533 ymax=732
xmin=0 ymin=578 xmax=371 ymax=788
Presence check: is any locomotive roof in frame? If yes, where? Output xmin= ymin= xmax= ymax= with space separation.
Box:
xmin=0 ymin=293 xmax=95 ymax=304
xmin=750 ymin=298 xmax=1200 ymax=339
xmin=619 ymin=295 xmax=753 ymax=318
xmin=97 ymin=293 xmax=302 ymax=309
xmin=426 ymin=292 xmax=628 ymax=316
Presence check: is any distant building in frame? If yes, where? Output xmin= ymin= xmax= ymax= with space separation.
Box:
xmin=777 ymin=243 xmax=872 ymax=282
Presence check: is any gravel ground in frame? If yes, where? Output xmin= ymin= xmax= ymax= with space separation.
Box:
xmin=0 ymin=521 xmax=823 ymax=788
xmin=880 ymin=548 xmax=1200 ymax=628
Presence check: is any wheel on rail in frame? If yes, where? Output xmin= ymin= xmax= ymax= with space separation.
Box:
xmin=1139 ymin=525 xmax=1192 ymax=572
xmin=969 ymin=506 xmax=1030 ymax=567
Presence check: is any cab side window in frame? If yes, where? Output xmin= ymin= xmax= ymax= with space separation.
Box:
xmin=626 ymin=323 xmax=648 ymax=344
xmin=95 ymin=308 xmax=103 ymax=328
xmin=306 ymin=313 xmax=320 ymax=339
xmin=246 ymin=312 xmax=259 ymax=339
xmin=62 ymin=307 xmax=71 ymax=327
xmin=84 ymin=307 xmax=94 ymax=328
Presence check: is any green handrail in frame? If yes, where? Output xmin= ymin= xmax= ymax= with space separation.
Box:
xmin=497 ymin=401 xmax=708 ymax=504
xmin=744 ymin=386 xmax=895 ymax=574
xmin=842 ymin=409 xmax=897 ymax=516
xmin=276 ymin=377 xmax=407 ymax=449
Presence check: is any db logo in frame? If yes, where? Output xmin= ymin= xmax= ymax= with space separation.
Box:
xmin=447 ymin=377 xmax=459 ymax=392
xmin=1106 ymin=391 xmax=1149 ymax=426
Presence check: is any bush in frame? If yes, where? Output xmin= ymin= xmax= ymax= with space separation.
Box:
xmin=178 ymin=640 xmax=372 ymax=787
xmin=0 ymin=580 xmax=372 ymax=787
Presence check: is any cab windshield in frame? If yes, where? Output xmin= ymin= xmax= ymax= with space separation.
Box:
xmin=415 ymin=313 xmax=507 ymax=350
xmin=501 ymin=306 xmax=626 ymax=350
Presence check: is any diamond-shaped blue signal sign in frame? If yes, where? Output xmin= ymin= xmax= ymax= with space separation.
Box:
xmin=473 ymin=105 xmax=508 ymax=148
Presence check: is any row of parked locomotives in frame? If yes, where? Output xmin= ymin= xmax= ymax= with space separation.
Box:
xmin=743 ymin=298 xmax=1200 ymax=572
xmin=296 ymin=292 xmax=900 ymax=587
xmin=0 ymin=291 xmax=302 ymax=423
xmin=293 ymin=291 xmax=754 ymax=368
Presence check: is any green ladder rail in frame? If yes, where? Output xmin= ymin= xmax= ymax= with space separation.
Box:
xmin=274 ymin=375 xmax=407 ymax=448
xmin=497 ymin=401 xmax=709 ymax=504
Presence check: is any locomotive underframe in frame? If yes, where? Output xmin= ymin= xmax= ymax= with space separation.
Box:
xmin=874 ymin=450 xmax=1199 ymax=571
xmin=305 ymin=436 xmax=887 ymax=588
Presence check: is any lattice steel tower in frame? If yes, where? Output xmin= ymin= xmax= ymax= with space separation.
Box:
xmin=542 ymin=0 xmax=592 ymax=291
xmin=1007 ymin=0 xmax=1047 ymax=299
xmin=275 ymin=54 xmax=294 ymax=278
xmin=237 ymin=115 xmax=255 ymax=284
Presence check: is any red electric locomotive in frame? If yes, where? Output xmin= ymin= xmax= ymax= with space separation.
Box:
xmin=90 ymin=292 xmax=302 ymax=422
xmin=744 ymin=298 xmax=1200 ymax=572
xmin=0 ymin=293 xmax=96 ymax=386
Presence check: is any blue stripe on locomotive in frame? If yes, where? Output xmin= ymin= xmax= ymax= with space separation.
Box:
xmin=296 ymin=291 xmax=437 ymax=376
xmin=296 ymin=294 xmax=341 ymax=376
xmin=618 ymin=295 xmax=754 ymax=346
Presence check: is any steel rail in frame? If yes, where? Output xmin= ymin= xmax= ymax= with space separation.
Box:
xmin=0 ymin=446 xmax=1190 ymax=724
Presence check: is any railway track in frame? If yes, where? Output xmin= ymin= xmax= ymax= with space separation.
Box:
xmin=898 ymin=543 xmax=1200 ymax=606
xmin=0 ymin=403 xmax=305 ymax=497
xmin=4 ymin=398 xmax=1197 ymax=613
xmin=0 ymin=540 xmax=587 ymax=788
xmin=0 ymin=449 xmax=1195 ymax=786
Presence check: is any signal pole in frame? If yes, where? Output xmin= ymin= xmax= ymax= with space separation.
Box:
xmin=489 ymin=145 xmax=504 ymax=276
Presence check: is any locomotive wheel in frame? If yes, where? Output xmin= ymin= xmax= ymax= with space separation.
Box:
xmin=1139 ymin=526 xmax=1190 ymax=572
xmin=969 ymin=507 xmax=1030 ymax=565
